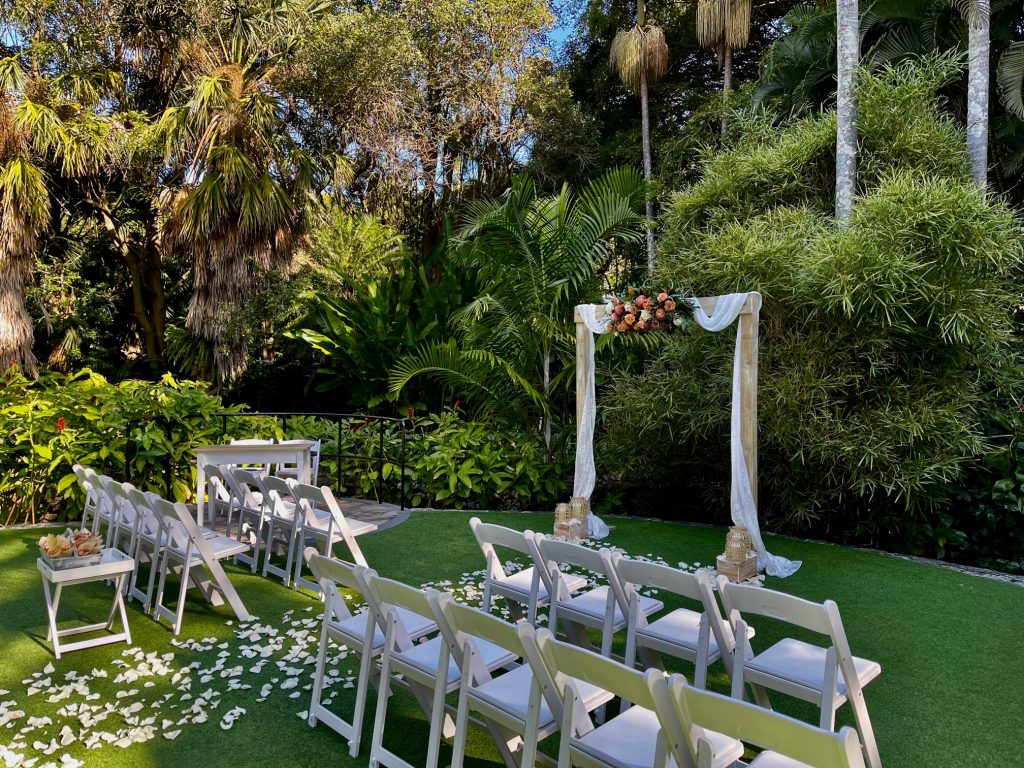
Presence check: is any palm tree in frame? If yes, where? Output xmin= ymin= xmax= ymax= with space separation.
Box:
xmin=0 ymin=53 xmax=120 ymax=375
xmin=389 ymin=168 xmax=649 ymax=457
xmin=610 ymin=0 xmax=667 ymax=274
xmin=0 ymin=100 xmax=48 ymax=376
xmin=961 ymin=0 xmax=991 ymax=185
xmin=159 ymin=5 xmax=321 ymax=381
xmin=696 ymin=0 xmax=753 ymax=133
xmin=836 ymin=0 xmax=860 ymax=226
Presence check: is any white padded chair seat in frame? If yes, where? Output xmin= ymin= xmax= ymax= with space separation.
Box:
xmin=332 ymin=608 xmax=436 ymax=652
xmin=574 ymin=705 xmax=673 ymax=768
xmin=560 ymin=586 xmax=663 ymax=624
xmin=492 ymin=567 xmax=586 ymax=601
xmin=398 ymin=636 xmax=516 ymax=685
xmin=305 ymin=508 xmax=379 ymax=537
xmin=172 ymin=535 xmax=249 ymax=561
xmin=639 ymin=607 xmax=718 ymax=654
xmin=471 ymin=664 xmax=612 ymax=724
xmin=747 ymin=752 xmax=813 ymax=768
xmin=748 ymin=638 xmax=881 ymax=697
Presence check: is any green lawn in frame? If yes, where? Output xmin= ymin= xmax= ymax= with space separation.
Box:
xmin=1 ymin=512 xmax=1021 ymax=768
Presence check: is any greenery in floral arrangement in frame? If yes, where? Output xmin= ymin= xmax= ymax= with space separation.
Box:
xmin=600 ymin=56 xmax=1024 ymax=565
xmin=0 ymin=367 xmax=240 ymax=525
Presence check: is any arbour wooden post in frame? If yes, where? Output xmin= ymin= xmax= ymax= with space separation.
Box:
xmin=574 ymin=308 xmax=588 ymax=439
xmin=573 ymin=294 xmax=760 ymax=508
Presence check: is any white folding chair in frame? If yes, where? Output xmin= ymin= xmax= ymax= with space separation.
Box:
xmin=255 ymin=474 xmax=301 ymax=586
xmin=616 ymin=560 xmax=740 ymax=689
xmin=290 ymin=483 xmax=377 ymax=592
xmin=73 ymin=464 xmax=103 ymax=534
xmin=531 ymin=536 xmax=662 ymax=657
xmin=276 ymin=438 xmax=322 ymax=485
xmin=532 ymin=628 xmax=744 ymax=768
xmin=718 ymin=578 xmax=882 ymax=768
xmin=470 ymin=517 xmax=585 ymax=623
xmin=150 ymin=496 xmax=251 ymax=634
xmin=124 ymin=486 xmax=164 ymax=612
xmin=222 ymin=467 xmax=271 ymax=573
xmin=201 ymin=463 xmax=235 ymax=533
xmin=102 ymin=479 xmax=140 ymax=556
xmin=305 ymin=550 xmax=436 ymax=757
xmin=438 ymin=595 xmax=615 ymax=768
xmin=651 ymin=673 xmax=868 ymax=768
xmin=365 ymin=573 xmax=517 ymax=768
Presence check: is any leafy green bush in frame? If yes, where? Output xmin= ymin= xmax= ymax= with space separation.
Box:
xmin=307 ymin=409 xmax=569 ymax=511
xmin=0 ymin=367 xmax=237 ymax=524
xmin=600 ymin=58 xmax=1024 ymax=561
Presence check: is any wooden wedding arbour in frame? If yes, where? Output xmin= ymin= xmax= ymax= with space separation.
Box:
xmin=572 ymin=292 xmax=801 ymax=577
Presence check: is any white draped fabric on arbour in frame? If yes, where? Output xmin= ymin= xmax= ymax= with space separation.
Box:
xmin=573 ymin=291 xmax=801 ymax=578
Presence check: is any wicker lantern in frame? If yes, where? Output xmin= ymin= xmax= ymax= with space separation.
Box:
xmin=717 ymin=525 xmax=758 ymax=582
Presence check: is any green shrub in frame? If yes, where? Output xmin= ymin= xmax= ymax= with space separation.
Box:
xmin=308 ymin=409 xmax=569 ymax=511
xmin=600 ymin=58 xmax=1024 ymax=559
xmin=0 ymin=367 xmax=237 ymax=524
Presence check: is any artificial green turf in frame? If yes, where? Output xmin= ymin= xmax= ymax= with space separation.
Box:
xmin=1 ymin=512 xmax=1022 ymax=768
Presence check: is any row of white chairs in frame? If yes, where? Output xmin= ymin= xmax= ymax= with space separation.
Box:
xmin=305 ymin=549 xmax=870 ymax=768
xmin=204 ymin=465 xmax=377 ymax=592
xmin=73 ymin=465 xmax=250 ymax=634
xmin=469 ymin=519 xmax=882 ymax=768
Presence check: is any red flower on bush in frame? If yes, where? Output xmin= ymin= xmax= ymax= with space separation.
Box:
xmin=57 ymin=417 xmax=66 ymax=432
xmin=407 ymin=407 xmax=414 ymax=418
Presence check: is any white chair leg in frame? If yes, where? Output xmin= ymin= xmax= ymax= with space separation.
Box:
xmin=450 ymin=676 xmax=473 ymax=768
xmin=424 ymin=664 xmax=449 ymax=768
xmin=369 ymin=632 xmax=395 ymax=768
xmin=308 ymin=621 xmax=330 ymax=728
xmin=849 ymin=691 xmax=882 ymax=768
xmin=173 ymin=560 xmax=192 ymax=635
xmin=350 ymin=644 xmax=375 ymax=757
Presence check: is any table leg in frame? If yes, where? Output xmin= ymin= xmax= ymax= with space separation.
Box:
xmin=42 ymin=580 xmax=61 ymax=649
xmin=196 ymin=459 xmax=207 ymax=527
xmin=299 ymin=450 xmax=310 ymax=486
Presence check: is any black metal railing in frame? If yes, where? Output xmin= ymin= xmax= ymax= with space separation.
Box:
xmin=216 ymin=411 xmax=409 ymax=510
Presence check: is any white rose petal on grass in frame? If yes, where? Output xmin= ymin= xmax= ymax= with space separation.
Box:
xmin=163 ymin=730 xmax=181 ymax=741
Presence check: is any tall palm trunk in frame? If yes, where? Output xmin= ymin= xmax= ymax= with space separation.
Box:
xmin=637 ymin=0 xmax=655 ymax=273
xmin=721 ymin=43 xmax=733 ymax=134
xmin=0 ymin=248 xmax=36 ymax=375
xmin=639 ymin=66 xmax=655 ymax=273
xmin=835 ymin=0 xmax=859 ymax=226
xmin=966 ymin=0 xmax=990 ymax=186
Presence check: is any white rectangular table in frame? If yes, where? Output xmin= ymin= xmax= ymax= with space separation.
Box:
xmin=195 ymin=441 xmax=314 ymax=525
xmin=38 ymin=549 xmax=134 ymax=658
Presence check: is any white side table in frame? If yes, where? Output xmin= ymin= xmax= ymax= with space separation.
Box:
xmin=38 ymin=549 xmax=135 ymax=658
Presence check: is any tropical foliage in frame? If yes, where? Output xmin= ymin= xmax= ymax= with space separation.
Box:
xmin=0 ymin=366 xmax=236 ymax=524
xmin=389 ymin=167 xmax=649 ymax=455
xmin=601 ymin=59 xmax=1024 ymax=561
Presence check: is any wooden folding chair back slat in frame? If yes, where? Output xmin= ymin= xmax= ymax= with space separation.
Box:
xmin=661 ymin=674 xmax=867 ymax=768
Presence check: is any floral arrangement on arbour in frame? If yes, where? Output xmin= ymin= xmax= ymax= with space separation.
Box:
xmin=605 ymin=288 xmax=693 ymax=333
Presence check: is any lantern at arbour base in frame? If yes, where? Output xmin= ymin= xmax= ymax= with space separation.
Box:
xmin=717 ymin=526 xmax=758 ymax=582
